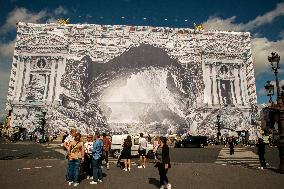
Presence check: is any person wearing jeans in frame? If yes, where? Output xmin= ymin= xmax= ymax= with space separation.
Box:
xmin=67 ymin=133 xmax=84 ymax=187
xmin=90 ymin=132 xmax=103 ymax=185
xmin=68 ymin=159 xmax=81 ymax=184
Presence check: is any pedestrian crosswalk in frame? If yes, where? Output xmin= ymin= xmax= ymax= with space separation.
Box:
xmin=215 ymin=147 xmax=262 ymax=168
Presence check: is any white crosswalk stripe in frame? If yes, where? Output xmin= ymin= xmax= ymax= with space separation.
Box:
xmin=215 ymin=147 xmax=261 ymax=168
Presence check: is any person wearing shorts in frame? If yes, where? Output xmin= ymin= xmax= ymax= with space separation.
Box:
xmin=138 ymin=133 xmax=147 ymax=168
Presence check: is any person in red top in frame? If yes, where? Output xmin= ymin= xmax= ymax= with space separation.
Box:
xmin=102 ymin=133 xmax=111 ymax=169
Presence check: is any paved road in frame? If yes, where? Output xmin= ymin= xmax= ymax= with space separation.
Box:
xmin=170 ymin=146 xmax=222 ymax=163
xmin=1 ymin=159 xmax=284 ymax=189
xmin=248 ymin=146 xmax=280 ymax=168
xmin=0 ymin=141 xmax=64 ymax=160
xmin=1 ymin=140 xmax=284 ymax=189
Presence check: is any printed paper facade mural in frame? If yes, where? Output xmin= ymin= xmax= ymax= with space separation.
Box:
xmin=6 ymin=22 xmax=258 ymax=137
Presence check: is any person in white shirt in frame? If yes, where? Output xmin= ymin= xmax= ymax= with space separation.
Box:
xmin=84 ymin=134 xmax=94 ymax=179
xmin=138 ymin=133 xmax=147 ymax=168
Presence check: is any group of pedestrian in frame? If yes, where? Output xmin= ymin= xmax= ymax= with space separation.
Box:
xmin=63 ymin=128 xmax=171 ymax=189
xmin=63 ymin=128 xmax=111 ymax=187
xmin=120 ymin=133 xmax=171 ymax=189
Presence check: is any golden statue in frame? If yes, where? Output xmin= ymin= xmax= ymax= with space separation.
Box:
xmin=193 ymin=23 xmax=204 ymax=31
xmin=57 ymin=18 xmax=70 ymax=25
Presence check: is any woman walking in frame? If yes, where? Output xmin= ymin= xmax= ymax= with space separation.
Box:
xmin=155 ymin=137 xmax=171 ymax=189
xmin=123 ymin=135 xmax=132 ymax=171
xmin=67 ymin=133 xmax=85 ymax=187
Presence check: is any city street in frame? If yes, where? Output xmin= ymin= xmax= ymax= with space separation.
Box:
xmin=1 ymin=140 xmax=284 ymax=189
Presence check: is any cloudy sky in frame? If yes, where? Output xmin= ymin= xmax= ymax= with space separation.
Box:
xmin=0 ymin=0 xmax=283 ymax=120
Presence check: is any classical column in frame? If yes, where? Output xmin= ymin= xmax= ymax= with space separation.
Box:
xmin=207 ymin=65 xmax=212 ymax=105
xmin=234 ymin=65 xmax=241 ymax=105
xmin=202 ymin=63 xmax=212 ymax=104
xmin=43 ymin=73 xmax=50 ymax=101
xmin=217 ymin=79 xmax=222 ymax=104
xmin=54 ymin=59 xmax=60 ymax=101
xmin=47 ymin=58 xmax=56 ymax=102
xmin=54 ymin=57 xmax=66 ymax=101
xmin=21 ymin=57 xmax=31 ymax=101
xmin=230 ymin=80 xmax=236 ymax=105
xmin=19 ymin=58 xmax=27 ymax=101
xmin=242 ymin=67 xmax=249 ymax=105
xmin=212 ymin=64 xmax=219 ymax=105
xmin=15 ymin=56 xmax=25 ymax=101
xmin=239 ymin=66 xmax=246 ymax=105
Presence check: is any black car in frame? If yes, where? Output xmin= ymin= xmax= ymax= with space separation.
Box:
xmin=175 ymin=136 xmax=208 ymax=148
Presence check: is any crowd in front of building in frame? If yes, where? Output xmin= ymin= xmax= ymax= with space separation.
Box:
xmin=62 ymin=126 xmax=172 ymax=189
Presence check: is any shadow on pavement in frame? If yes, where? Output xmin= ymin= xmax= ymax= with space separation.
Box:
xmin=148 ymin=177 xmax=160 ymax=188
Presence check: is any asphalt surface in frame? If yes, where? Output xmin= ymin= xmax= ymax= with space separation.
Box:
xmin=248 ymin=145 xmax=280 ymax=168
xmin=0 ymin=141 xmax=64 ymax=160
xmin=1 ymin=140 xmax=284 ymax=189
xmin=170 ymin=146 xmax=222 ymax=163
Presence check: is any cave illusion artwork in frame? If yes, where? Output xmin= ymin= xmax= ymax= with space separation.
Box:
xmin=6 ymin=22 xmax=258 ymax=138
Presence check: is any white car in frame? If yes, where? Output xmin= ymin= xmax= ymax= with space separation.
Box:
xmin=110 ymin=134 xmax=154 ymax=159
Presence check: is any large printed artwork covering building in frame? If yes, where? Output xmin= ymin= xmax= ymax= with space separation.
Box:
xmin=7 ymin=22 xmax=258 ymax=137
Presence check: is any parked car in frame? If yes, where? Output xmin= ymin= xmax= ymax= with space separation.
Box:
xmin=175 ymin=136 xmax=208 ymax=148
xmin=110 ymin=134 xmax=154 ymax=159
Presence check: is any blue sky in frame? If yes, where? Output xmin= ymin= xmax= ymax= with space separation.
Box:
xmin=0 ymin=0 xmax=284 ymax=120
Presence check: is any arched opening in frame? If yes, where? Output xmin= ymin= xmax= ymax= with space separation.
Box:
xmin=59 ymin=44 xmax=204 ymax=134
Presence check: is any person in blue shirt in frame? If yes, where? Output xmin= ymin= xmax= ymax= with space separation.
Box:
xmin=90 ymin=132 xmax=104 ymax=185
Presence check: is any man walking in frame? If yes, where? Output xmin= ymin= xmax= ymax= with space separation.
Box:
xmin=102 ymin=133 xmax=111 ymax=170
xmin=138 ymin=133 xmax=147 ymax=168
xmin=257 ymin=138 xmax=267 ymax=169
xmin=90 ymin=132 xmax=104 ymax=185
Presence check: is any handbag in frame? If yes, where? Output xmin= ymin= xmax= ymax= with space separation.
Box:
xmin=66 ymin=142 xmax=79 ymax=159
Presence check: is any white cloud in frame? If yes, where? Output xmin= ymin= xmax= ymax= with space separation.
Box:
xmin=203 ymin=2 xmax=284 ymax=32
xmin=244 ymin=3 xmax=284 ymax=30
xmin=0 ymin=6 xmax=69 ymax=66
xmin=0 ymin=6 xmax=69 ymax=34
xmin=203 ymin=16 xmax=242 ymax=31
xmin=252 ymin=37 xmax=284 ymax=75
xmin=54 ymin=6 xmax=68 ymax=15
xmin=0 ymin=8 xmax=48 ymax=34
xmin=0 ymin=39 xmax=16 ymax=63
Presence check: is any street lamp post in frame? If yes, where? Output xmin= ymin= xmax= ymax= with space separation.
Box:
xmin=264 ymin=81 xmax=274 ymax=104
xmin=268 ymin=52 xmax=282 ymax=105
xmin=267 ymin=52 xmax=284 ymax=174
xmin=216 ymin=114 xmax=221 ymax=145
